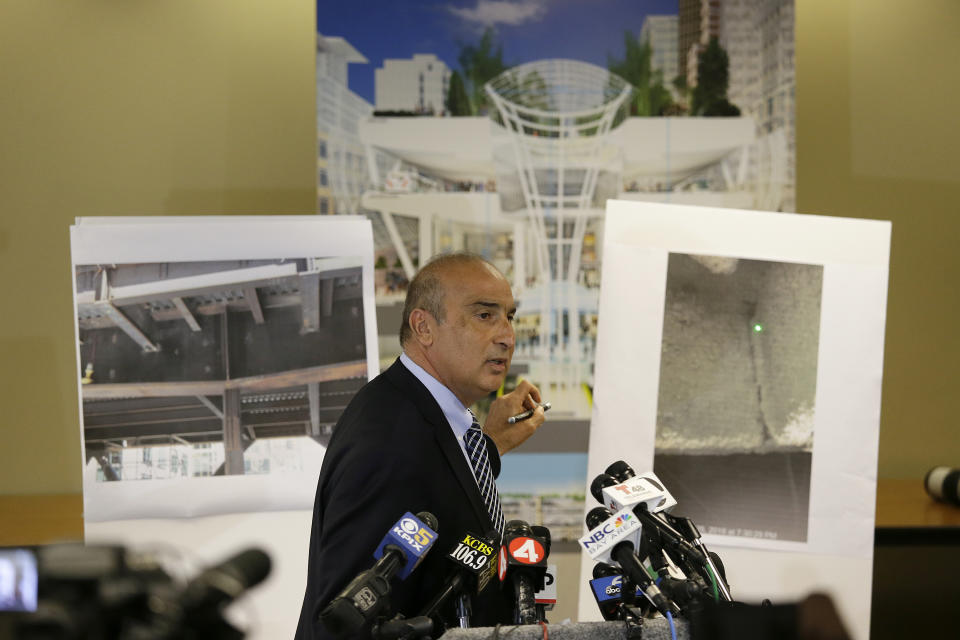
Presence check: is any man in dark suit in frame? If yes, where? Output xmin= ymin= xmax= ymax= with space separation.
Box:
xmin=295 ymin=253 xmax=546 ymax=639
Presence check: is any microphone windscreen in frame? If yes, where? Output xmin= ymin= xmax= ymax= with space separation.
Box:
xmin=925 ymin=467 xmax=960 ymax=506
xmin=531 ymin=525 xmax=551 ymax=556
xmin=213 ymin=548 xmax=272 ymax=591
xmin=416 ymin=511 xmax=439 ymax=532
xmin=605 ymin=460 xmax=635 ymax=482
xmin=504 ymin=520 xmax=532 ymax=536
xmin=585 ymin=506 xmax=612 ymax=529
xmin=590 ymin=474 xmax=616 ymax=504
xmin=592 ymin=562 xmax=621 ymax=579
xmin=181 ymin=547 xmax=271 ymax=612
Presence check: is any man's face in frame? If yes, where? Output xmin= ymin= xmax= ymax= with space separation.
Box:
xmin=427 ymin=261 xmax=516 ymax=407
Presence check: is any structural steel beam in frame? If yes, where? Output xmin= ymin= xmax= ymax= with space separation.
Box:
xmin=195 ymin=395 xmax=224 ymax=420
xmin=223 ymin=388 xmax=244 ymax=476
xmin=98 ymin=302 xmax=159 ymax=352
xmin=81 ymin=361 xmax=368 ymax=399
xmin=172 ymin=297 xmax=201 ymax=332
xmin=104 ymin=264 xmax=298 ymax=306
xmin=300 ymin=272 xmax=320 ymax=333
xmin=243 ymin=286 xmax=265 ymax=324
xmin=321 ymin=278 xmax=334 ymax=318
xmin=308 ymin=382 xmax=320 ymax=436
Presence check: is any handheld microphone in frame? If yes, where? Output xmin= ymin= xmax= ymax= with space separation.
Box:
xmin=319 ymin=511 xmax=439 ymax=637
xmin=593 ymin=470 xmax=706 ymax=566
xmin=418 ymin=530 xmax=499 ymax=626
xmin=589 ymin=564 xmax=643 ymax=621
xmin=925 ymin=467 xmax=960 ymax=506
xmin=498 ymin=520 xmax=549 ymax=625
xmin=597 ymin=462 xmax=729 ymax=600
xmin=591 ymin=470 xmax=677 ymax=514
xmin=660 ymin=512 xmax=732 ymax=601
xmin=579 ymin=507 xmax=673 ymax=617
xmin=179 ymin=547 xmax=271 ymax=615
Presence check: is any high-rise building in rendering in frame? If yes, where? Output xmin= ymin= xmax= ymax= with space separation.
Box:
xmin=640 ymin=15 xmax=679 ymax=85
xmin=716 ymin=0 xmax=795 ymax=211
xmin=375 ymin=54 xmax=450 ymax=114
xmin=316 ymin=33 xmax=374 ymax=216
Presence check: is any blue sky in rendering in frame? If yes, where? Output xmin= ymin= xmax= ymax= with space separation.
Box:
xmin=318 ymin=0 xmax=679 ymax=103
xmin=496 ymin=452 xmax=589 ymax=495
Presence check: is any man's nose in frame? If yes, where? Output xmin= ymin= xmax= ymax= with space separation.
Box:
xmin=496 ymin=318 xmax=515 ymax=349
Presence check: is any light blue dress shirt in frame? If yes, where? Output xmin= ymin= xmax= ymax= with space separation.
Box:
xmin=399 ymin=352 xmax=477 ymax=471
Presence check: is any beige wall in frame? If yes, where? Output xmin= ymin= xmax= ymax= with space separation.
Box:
xmin=0 ymin=0 xmax=316 ymax=499
xmin=796 ymin=0 xmax=960 ymax=478
xmin=1 ymin=0 xmax=957 ymax=510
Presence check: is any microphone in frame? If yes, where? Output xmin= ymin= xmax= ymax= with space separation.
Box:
xmin=595 ymin=462 xmax=729 ymax=600
xmin=659 ymin=512 xmax=733 ymax=601
xmin=588 ymin=563 xmax=643 ymax=621
xmin=592 ymin=470 xmax=706 ymax=566
xmin=418 ymin=530 xmax=499 ymax=627
xmin=179 ymin=547 xmax=271 ymax=614
xmin=591 ymin=469 xmax=677 ymax=514
xmin=319 ymin=511 xmax=439 ymax=637
xmin=925 ymin=466 xmax=960 ymax=506
xmin=498 ymin=520 xmax=549 ymax=625
xmin=579 ymin=507 xmax=673 ymax=617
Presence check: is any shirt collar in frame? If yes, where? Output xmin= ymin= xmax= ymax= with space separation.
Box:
xmin=399 ymin=352 xmax=474 ymax=439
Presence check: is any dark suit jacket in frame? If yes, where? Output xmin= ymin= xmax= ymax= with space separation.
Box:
xmin=295 ymin=359 xmax=510 ymax=640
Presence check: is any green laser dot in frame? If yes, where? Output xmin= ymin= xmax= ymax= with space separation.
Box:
xmin=753 ymin=324 xmax=764 ymax=333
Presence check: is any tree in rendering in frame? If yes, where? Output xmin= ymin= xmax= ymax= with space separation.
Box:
xmin=457 ymin=27 xmax=508 ymax=114
xmin=691 ymin=37 xmax=741 ymax=116
xmin=446 ymin=70 xmax=472 ymax=116
xmin=607 ymin=31 xmax=675 ymax=116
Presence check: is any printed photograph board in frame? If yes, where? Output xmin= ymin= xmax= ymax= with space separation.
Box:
xmin=70 ymin=217 xmax=378 ymax=521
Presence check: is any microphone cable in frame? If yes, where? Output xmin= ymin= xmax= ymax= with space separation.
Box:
xmin=665 ymin=610 xmax=677 ymax=640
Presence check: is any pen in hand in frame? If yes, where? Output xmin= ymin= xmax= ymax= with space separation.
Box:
xmin=507 ymin=401 xmax=551 ymax=424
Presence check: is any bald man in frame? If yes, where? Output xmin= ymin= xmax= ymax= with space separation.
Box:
xmin=296 ymin=253 xmax=546 ymax=639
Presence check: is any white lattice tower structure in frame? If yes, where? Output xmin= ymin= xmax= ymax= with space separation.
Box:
xmin=485 ymin=60 xmax=631 ymax=388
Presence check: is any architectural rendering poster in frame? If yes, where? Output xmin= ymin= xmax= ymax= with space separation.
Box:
xmin=316 ymin=0 xmax=796 ymax=539
xmin=579 ymin=200 xmax=890 ymax=639
xmin=70 ymin=217 xmax=378 ymax=521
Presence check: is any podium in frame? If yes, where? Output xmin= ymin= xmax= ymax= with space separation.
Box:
xmin=439 ymin=620 xmax=691 ymax=640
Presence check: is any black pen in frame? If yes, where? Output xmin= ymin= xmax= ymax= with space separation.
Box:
xmin=507 ymin=401 xmax=551 ymax=424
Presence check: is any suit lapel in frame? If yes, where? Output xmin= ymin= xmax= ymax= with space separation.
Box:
xmin=384 ymin=359 xmax=493 ymax=530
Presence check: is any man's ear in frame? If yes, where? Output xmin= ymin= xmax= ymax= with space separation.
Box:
xmin=408 ymin=308 xmax=435 ymax=346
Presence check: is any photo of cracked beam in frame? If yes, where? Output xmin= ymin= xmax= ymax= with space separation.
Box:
xmin=75 ymin=258 xmax=369 ymax=484
xmin=653 ymin=252 xmax=823 ymax=542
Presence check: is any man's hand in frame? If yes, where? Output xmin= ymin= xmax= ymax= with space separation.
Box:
xmin=483 ymin=379 xmax=546 ymax=455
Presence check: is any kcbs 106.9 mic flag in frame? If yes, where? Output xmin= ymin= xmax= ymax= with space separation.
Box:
xmin=418 ymin=530 xmax=499 ymax=626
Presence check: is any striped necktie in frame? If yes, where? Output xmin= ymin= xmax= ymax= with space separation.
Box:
xmin=464 ymin=410 xmax=505 ymax=534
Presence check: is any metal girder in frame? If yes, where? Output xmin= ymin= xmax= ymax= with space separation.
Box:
xmin=81 ymin=361 xmax=367 ymax=399
xmin=97 ymin=302 xmax=159 ymax=352
xmin=308 ymin=382 xmax=320 ymax=436
xmin=300 ymin=272 xmax=320 ymax=333
xmin=195 ymin=395 xmax=224 ymax=420
xmin=146 ymin=281 xmax=362 ymax=322
xmin=223 ymin=388 xmax=244 ymax=475
xmin=84 ymin=421 xmax=223 ymax=441
xmin=83 ymin=380 xmax=226 ymax=400
xmin=321 ymin=278 xmax=334 ymax=318
xmin=104 ymin=264 xmax=298 ymax=307
xmin=244 ymin=286 xmax=265 ymax=324
xmin=172 ymin=297 xmax=201 ymax=332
